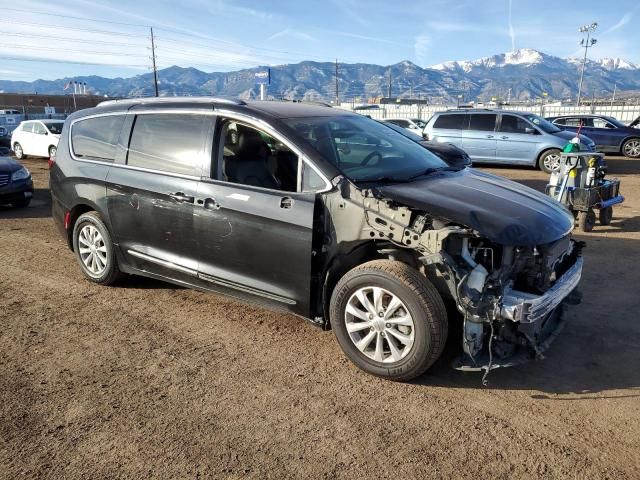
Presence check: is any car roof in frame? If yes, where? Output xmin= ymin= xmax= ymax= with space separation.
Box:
xmin=91 ymin=96 xmax=353 ymax=120
xmin=438 ymin=109 xmax=534 ymax=115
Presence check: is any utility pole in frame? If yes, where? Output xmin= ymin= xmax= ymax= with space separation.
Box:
xmin=611 ymin=82 xmax=617 ymax=106
xmin=576 ymin=22 xmax=598 ymax=107
xmin=387 ymin=69 xmax=392 ymax=98
xmin=150 ymin=27 xmax=159 ymax=97
xmin=335 ymin=59 xmax=339 ymax=105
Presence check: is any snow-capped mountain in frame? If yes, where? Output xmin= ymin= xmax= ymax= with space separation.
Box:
xmin=0 ymin=49 xmax=638 ymax=101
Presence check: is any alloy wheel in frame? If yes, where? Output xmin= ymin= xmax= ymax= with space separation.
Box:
xmin=345 ymin=286 xmax=415 ymax=363
xmin=14 ymin=143 xmax=23 ymax=159
xmin=544 ymin=152 xmax=561 ymax=172
xmin=623 ymin=140 xmax=640 ymax=158
xmin=77 ymin=224 xmax=108 ymax=275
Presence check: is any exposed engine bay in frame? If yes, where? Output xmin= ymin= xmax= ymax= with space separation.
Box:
xmin=326 ymin=178 xmax=584 ymax=380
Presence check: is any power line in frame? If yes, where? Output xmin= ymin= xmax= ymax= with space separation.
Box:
xmin=0 ymin=31 xmax=145 ymax=48
xmin=1 ymin=7 xmax=152 ymax=28
xmin=0 ymin=55 xmax=149 ymax=68
xmin=1 ymin=20 xmax=149 ymax=38
xmin=8 ymin=44 xmax=148 ymax=58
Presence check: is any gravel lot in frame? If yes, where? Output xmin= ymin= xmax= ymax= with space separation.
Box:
xmin=1 ymin=156 xmax=639 ymax=479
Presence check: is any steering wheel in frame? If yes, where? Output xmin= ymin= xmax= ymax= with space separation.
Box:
xmin=361 ymin=151 xmax=383 ymax=166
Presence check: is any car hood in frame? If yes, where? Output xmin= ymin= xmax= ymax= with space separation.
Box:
xmin=0 ymin=156 xmax=24 ymax=173
xmin=375 ymin=168 xmax=574 ymax=246
xmin=553 ymin=130 xmax=594 ymax=146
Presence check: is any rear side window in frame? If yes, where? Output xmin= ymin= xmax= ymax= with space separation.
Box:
xmin=72 ymin=115 xmax=125 ymax=161
xmin=127 ymin=114 xmax=211 ymax=176
xmin=33 ymin=123 xmax=46 ymax=135
xmin=499 ymin=115 xmax=531 ymax=133
xmin=433 ymin=114 xmax=467 ymax=130
xmin=22 ymin=123 xmax=34 ymax=133
xmin=468 ymin=114 xmax=496 ymax=132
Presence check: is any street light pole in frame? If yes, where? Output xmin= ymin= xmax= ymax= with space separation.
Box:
xmin=576 ymin=22 xmax=598 ymax=107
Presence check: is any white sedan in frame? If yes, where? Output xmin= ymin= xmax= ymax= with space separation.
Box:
xmin=11 ymin=120 xmax=65 ymax=159
xmin=382 ymin=118 xmax=425 ymax=138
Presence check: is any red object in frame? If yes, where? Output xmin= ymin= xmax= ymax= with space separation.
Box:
xmin=64 ymin=211 xmax=71 ymax=230
xmin=48 ymin=156 xmax=56 ymax=169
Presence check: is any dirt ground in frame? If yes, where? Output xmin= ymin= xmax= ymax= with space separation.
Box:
xmin=1 ymin=155 xmax=639 ymax=479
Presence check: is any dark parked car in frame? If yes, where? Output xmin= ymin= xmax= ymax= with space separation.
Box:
xmin=0 ymin=156 xmax=33 ymax=207
xmin=547 ymin=114 xmax=640 ymax=158
xmin=0 ymin=126 xmax=11 ymax=147
xmin=50 ymin=97 xmax=583 ymax=381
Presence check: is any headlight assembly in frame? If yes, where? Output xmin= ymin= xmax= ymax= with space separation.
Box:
xmin=11 ymin=167 xmax=31 ymax=181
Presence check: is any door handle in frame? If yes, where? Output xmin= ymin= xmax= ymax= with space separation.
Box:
xmin=203 ymin=197 xmax=221 ymax=210
xmin=280 ymin=196 xmax=293 ymax=209
xmin=486 ymin=135 xmax=494 ymax=138
xmin=169 ymin=192 xmax=195 ymax=203
xmin=500 ymin=136 xmax=509 ymax=139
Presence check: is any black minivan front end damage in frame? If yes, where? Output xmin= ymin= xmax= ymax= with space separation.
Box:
xmin=322 ymin=167 xmax=583 ymax=373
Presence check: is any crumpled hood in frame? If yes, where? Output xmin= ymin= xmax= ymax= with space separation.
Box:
xmin=376 ymin=168 xmax=574 ymax=246
xmin=0 ymin=156 xmax=24 ymax=174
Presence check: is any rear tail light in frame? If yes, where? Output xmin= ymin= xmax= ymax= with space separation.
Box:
xmin=64 ymin=211 xmax=71 ymax=230
xmin=48 ymin=156 xmax=56 ymax=169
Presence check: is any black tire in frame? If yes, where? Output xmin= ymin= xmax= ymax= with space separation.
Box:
xmin=48 ymin=145 xmax=57 ymax=158
xmin=13 ymin=142 xmax=24 ymax=160
xmin=72 ymin=211 xmax=122 ymax=285
xmin=12 ymin=197 xmax=31 ymax=208
xmin=621 ymin=138 xmax=640 ymax=158
xmin=330 ymin=260 xmax=448 ymax=381
xmin=577 ymin=210 xmax=596 ymax=232
xmin=599 ymin=206 xmax=613 ymax=226
xmin=538 ymin=148 xmax=562 ymax=174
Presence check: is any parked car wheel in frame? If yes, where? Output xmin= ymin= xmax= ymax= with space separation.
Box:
xmin=330 ymin=260 xmax=448 ymax=381
xmin=13 ymin=143 xmax=24 ymax=160
xmin=599 ymin=206 xmax=613 ymax=226
xmin=12 ymin=198 xmax=31 ymax=208
xmin=72 ymin=212 xmax=122 ymax=285
xmin=538 ymin=148 xmax=562 ymax=174
xmin=48 ymin=145 xmax=57 ymax=158
xmin=621 ymin=138 xmax=640 ymax=158
xmin=577 ymin=210 xmax=596 ymax=232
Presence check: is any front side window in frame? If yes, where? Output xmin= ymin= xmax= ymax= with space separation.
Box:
xmin=592 ymin=117 xmax=615 ymax=129
xmin=523 ymin=113 xmax=562 ymax=133
xmin=72 ymin=115 xmax=125 ymax=161
xmin=499 ymin=114 xmax=531 ymax=133
xmin=284 ymin=114 xmax=449 ymax=183
xmin=468 ymin=114 xmax=497 ymax=132
xmin=33 ymin=123 xmax=47 ymax=135
xmin=43 ymin=122 xmax=63 ymax=134
xmin=127 ymin=114 xmax=211 ymax=176
xmin=217 ymin=119 xmax=299 ymax=192
xmin=21 ymin=123 xmax=34 ymax=133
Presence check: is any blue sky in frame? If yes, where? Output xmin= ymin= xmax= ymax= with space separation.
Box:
xmin=1 ymin=0 xmax=639 ymax=82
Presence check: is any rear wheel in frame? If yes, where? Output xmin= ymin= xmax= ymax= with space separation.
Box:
xmin=577 ymin=210 xmax=596 ymax=232
xmin=48 ymin=145 xmax=57 ymax=158
xmin=72 ymin=212 xmax=122 ymax=285
xmin=538 ymin=148 xmax=562 ymax=174
xmin=13 ymin=142 xmax=24 ymax=159
xmin=330 ymin=260 xmax=448 ymax=381
xmin=621 ymin=138 xmax=640 ymax=158
xmin=599 ymin=206 xmax=613 ymax=226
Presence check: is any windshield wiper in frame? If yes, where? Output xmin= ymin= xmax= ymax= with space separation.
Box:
xmin=407 ymin=166 xmax=458 ymax=180
xmin=356 ymin=176 xmax=412 ymax=184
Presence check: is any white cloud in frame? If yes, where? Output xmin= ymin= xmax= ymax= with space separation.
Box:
xmin=267 ymin=29 xmax=314 ymax=42
xmin=414 ymin=34 xmax=431 ymax=65
xmin=606 ymin=13 xmax=632 ymax=33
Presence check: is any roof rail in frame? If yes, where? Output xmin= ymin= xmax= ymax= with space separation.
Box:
xmin=446 ymin=107 xmax=495 ymax=112
xmin=97 ymin=96 xmax=246 ymax=108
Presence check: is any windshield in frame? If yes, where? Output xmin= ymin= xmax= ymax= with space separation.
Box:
xmin=43 ymin=122 xmax=64 ymax=134
xmin=603 ymin=116 xmax=626 ymax=128
xmin=284 ymin=115 xmax=448 ymax=182
xmin=522 ymin=113 xmax=561 ymax=133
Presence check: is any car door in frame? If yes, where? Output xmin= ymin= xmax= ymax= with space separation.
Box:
xmin=495 ymin=114 xmax=540 ymax=164
xmin=588 ymin=117 xmax=621 ymax=151
xmin=106 ymin=111 xmax=213 ymax=284
xmin=193 ymin=115 xmax=323 ymax=315
xmin=18 ymin=122 xmax=36 ymax=155
xmin=462 ymin=113 xmax=497 ymax=162
xmin=429 ymin=113 xmax=467 ymax=148
xmin=32 ymin=122 xmax=50 ymax=157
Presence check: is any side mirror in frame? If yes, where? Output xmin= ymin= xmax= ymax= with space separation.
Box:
xmin=524 ymin=127 xmax=536 ymax=134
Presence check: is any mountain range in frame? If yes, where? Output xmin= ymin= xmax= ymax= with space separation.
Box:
xmin=1 ymin=49 xmax=638 ymax=102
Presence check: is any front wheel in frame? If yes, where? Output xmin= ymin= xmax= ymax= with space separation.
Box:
xmin=48 ymin=145 xmax=57 ymax=158
xmin=622 ymin=138 xmax=640 ymax=158
xmin=599 ymin=206 xmax=613 ymax=226
xmin=538 ymin=148 xmax=562 ymax=174
xmin=330 ymin=260 xmax=448 ymax=381
xmin=72 ymin=211 xmax=122 ymax=285
xmin=577 ymin=210 xmax=596 ymax=232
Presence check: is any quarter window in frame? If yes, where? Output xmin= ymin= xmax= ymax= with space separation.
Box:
xmin=22 ymin=123 xmax=34 ymax=133
xmin=71 ymin=115 xmax=125 ymax=161
xmin=127 ymin=114 xmax=211 ymax=176
xmin=468 ymin=114 xmax=497 ymax=132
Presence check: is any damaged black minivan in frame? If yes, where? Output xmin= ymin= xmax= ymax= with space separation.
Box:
xmin=50 ymin=98 xmax=583 ymax=381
